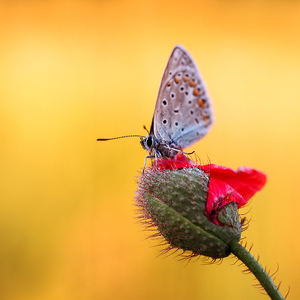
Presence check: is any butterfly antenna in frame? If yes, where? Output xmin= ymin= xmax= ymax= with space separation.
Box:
xmin=143 ymin=125 xmax=150 ymax=135
xmin=97 ymin=135 xmax=146 ymax=141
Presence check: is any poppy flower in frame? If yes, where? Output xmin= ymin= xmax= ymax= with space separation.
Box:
xmin=136 ymin=154 xmax=267 ymax=258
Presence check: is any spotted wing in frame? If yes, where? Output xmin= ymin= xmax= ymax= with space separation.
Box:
xmin=150 ymin=45 xmax=213 ymax=149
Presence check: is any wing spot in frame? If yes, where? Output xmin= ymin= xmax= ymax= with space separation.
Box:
xmin=190 ymin=110 xmax=194 ymax=115
xmin=201 ymin=111 xmax=210 ymax=122
xmin=188 ymin=100 xmax=192 ymax=104
xmin=175 ymin=122 xmax=179 ymax=126
xmin=193 ymin=88 xmax=200 ymax=96
xmin=201 ymin=110 xmax=209 ymax=117
xmin=163 ymin=119 xmax=167 ymax=124
xmin=167 ymin=81 xmax=172 ymax=87
xmin=190 ymin=80 xmax=196 ymax=87
xmin=183 ymin=74 xmax=190 ymax=82
xmin=174 ymin=109 xmax=179 ymax=113
xmin=198 ymin=99 xmax=206 ymax=108
xmin=174 ymin=77 xmax=180 ymax=84
xmin=170 ymin=93 xmax=175 ymax=99
xmin=181 ymin=127 xmax=185 ymax=132
xmin=195 ymin=118 xmax=199 ymax=124
xmin=180 ymin=86 xmax=185 ymax=91
xmin=185 ymin=91 xmax=189 ymax=96
xmin=162 ymin=99 xmax=168 ymax=106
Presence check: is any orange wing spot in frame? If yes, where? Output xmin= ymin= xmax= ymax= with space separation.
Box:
xmin=190 ymin=80 xmax=196 ymax=87
xmin=183 ymin=76 xmax=189 ymax=82
xmin=174 ymin=77 xmax=180 ymax=84
xmin=167 ymin=81 xmax=172 ymax=87
xmin=201 ymin=114 xmax=209 ymax=122
xmin=193 ymin=88 xmax=200 ymax=96
xmin=197 ymin=99 xmax=205 ymax=108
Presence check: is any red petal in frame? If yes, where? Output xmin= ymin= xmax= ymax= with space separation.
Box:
xmin=155 ymin=153 xmax=194 ymax=170
xmin=206 ymin=177 xmax=245 ymax=225
xmin=200 ymin=164 xmax=267 ymax=204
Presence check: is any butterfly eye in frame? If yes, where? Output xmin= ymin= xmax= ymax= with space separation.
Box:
xmin=146 ymin=136 xmax=152 ymax=147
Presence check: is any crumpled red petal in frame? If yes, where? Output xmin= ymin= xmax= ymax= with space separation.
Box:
xmin=204 ymin=177 xmax=244 ymax=225
xmin=200 ymin=164 xmax=267 ymax=202
xmin=201 ymin=164 xmax=267 ymax=225
xmin=154 ymin=153 xmax=195 ymax=170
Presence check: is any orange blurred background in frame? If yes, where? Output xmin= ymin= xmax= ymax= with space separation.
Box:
xmin=0 ymin=1 xmax=299 ymax=299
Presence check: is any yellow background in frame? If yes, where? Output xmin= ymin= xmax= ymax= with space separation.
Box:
xmin=0 ymin=1 xmax=299 ymax=299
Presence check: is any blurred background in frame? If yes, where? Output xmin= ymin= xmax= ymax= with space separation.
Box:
xmin=0 ymin=0 xmax=299 ymax=299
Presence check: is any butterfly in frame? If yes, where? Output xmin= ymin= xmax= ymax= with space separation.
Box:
xmin=98 ymin=45 xmax=213 ymax=166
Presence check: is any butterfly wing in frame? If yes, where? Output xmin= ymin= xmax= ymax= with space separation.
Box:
xmin=151 ymin=45 xmax=213 ymax=149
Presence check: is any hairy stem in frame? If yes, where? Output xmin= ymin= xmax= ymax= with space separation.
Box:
xmin=229 ymin=240 xmax=284 ymax=300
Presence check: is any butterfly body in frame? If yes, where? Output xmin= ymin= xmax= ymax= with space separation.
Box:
xmin=140 ymin=135 xmax=182 ymax=159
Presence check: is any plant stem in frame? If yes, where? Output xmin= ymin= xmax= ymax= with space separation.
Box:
xmin=229 ymin=240 xmax=284 ymax=300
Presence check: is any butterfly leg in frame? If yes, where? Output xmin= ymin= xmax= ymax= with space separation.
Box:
xmin=143 ymin=155 xmax=155 ymax=173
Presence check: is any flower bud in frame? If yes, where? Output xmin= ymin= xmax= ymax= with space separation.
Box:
xmin=137 ymin=167 xmax=239 ymax=258
xmin=135 ymin=154 xmax=266 ymax=259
